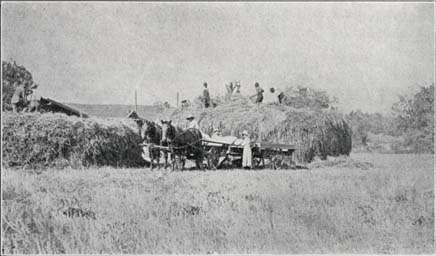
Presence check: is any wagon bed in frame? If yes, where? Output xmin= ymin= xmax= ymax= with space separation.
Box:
xmin=140 ymin=136 xmax=296 ymax=170
xmin=200 ymin=138 xmax=296 ymax=169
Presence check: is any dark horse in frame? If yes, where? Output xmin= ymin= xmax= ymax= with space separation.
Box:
xmin=141 ymin=120 xmax=168 ymax=170
xmin=160 ymin=120 xmax=204 ymax=170
xmin=127 ymin=110 xmax=168 ymax=170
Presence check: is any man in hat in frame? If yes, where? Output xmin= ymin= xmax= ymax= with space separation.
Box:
xmin=186 ymin=114 xmax=199 ymax=130
xmin=241 ymin=130 xmax=252 ymax=169
xmin=202 ymin=82 xmax=211 ymax=108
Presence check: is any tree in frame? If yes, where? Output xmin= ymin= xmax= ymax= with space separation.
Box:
xmin=2 ymin=60 xmax=35 ymax=111
xmin=392 ymin=84 xmax=434 ymax=153
xmin=282 ymin=86 xmax=337 ymax=109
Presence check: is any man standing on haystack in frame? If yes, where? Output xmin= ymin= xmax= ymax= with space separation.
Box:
xmin=202 ymin=82 xmax=211 ymax=108
xmin=268 ymin=87 xmax=287 ymax=104
xmin=251 ymin=82 xmax=264 ymax=103
xmin=26 ymin=84 xmax=42 ymax=112
xmin=11 ymin=82 xmax=27 ymax=113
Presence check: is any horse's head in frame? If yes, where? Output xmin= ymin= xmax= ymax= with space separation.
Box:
xmin=141 ymin=120 xmax=161 ymax=144
xmin=140 ymin=121 xmax=151 ymax=141
xmin=127 ymin=110 xmax=143 ymax=128
xmin=160 ymin=120 xmax=174 ymax=145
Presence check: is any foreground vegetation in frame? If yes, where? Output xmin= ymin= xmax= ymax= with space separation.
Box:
xmin=2 ymin=153 xmax=433 ymax=254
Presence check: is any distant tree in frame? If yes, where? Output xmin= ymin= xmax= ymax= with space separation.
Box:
xmin=346 ymin=110 xmax=371 ymax=146
xmin=153 ymin=101 xmax=171 ymax=111
xmin=346 ymin=109 xmax=402 ymax=150
xmin=163 ymin=101 xmax=171 ymax=108
xmin=393 ymin=84 xmax=434 ymax=132
xmin=392 ymin=83 xmax=434 ymax=153
xmin=180 ymin=100 xmax=190 ymax=109
xmin=2 ymin=60 xmax=35 ymax=111
xmin=282 ymin=86 xmax=337 ymax=109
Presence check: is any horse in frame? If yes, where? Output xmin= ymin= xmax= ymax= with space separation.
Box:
xmin=127 ymin=110 xmax=144 ymax=132
xmin=140 ymin=120 xmax=169 ymax=170
xmin=127 ymin=110 xmax=168 ymax=170
xmin=160 ymin=120 xmax=204 ymax=170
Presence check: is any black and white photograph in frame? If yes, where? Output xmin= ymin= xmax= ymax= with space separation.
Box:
xmin=1 ymin=1 xmax=434 ymax=254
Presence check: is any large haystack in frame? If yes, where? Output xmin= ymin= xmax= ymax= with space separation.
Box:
xmin=167 ymin=99 xmax=352 ymax=163
xmin=2 ymin=113 xmax=145 ymax=169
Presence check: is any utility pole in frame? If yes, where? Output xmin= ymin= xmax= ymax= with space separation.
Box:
xmin=135 ymin=90 xmax=137 ymax=112
xmin=176 ymin=92 xmax=179 ymax=108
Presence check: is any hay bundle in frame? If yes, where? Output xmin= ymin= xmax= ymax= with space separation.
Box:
xmin=168 ymin=100 xmax=352 ymax=163
xmin=2 ymin=113 xmax=145 ymax=169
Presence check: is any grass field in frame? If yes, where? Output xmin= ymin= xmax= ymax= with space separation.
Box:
xmin=1 ymin=153 xmax=434 ymax=254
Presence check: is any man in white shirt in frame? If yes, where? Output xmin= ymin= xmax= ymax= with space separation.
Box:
xmin=265 ymin=87 xmax=287 ymax=104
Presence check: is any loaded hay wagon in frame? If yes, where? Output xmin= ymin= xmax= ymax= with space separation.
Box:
xmin=202 ymin=138 xmax=296 ymax=170
xmin=140 ymin=136 xmax=296 ymax=170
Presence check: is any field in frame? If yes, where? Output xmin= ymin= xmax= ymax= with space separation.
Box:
xmin=1 ymin=153 xmax=434 ymax=254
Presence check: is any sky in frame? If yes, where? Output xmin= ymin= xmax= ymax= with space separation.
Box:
xmin=2 ymin=2 xmax=434 ymax=113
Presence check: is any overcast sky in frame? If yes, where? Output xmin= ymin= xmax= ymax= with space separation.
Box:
xmin=2 ymin=2 xmax=434 ymax=113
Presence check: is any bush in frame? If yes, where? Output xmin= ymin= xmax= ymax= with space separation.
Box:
xmin=393 ymin=84 xmax=434 ymax=153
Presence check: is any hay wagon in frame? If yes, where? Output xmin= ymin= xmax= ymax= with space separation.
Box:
xmin=140 ymin=137 xmax=296 ymax=170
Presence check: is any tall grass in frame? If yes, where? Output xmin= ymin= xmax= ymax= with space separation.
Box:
xmin=1 ymin=154 xmax=433 ymax=254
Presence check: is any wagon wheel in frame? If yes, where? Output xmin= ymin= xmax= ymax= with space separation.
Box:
xmin=206 ymin=147 xmax=220 ymax=170
xmin=172 ymin=154 xmax=183 ymax=171
xmin=253 ymin=158 xmax=262 ymax=169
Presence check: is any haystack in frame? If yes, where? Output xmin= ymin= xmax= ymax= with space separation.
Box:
xmin=167 ymin=99 xmax=352 ymax=163
xmin=2 ymin=113 xmax=145 ymax=169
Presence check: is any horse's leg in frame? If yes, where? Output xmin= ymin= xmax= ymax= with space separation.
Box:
xmin=163 ymin=151 xmax=168 ymax=169
xmin=156 ymin=151 xmax=161 ymax=170
xmin=182 ymin=150 xmax=186 ymax=170
xmin=149 ymin=151 xmax=154 ymax=170
xmin=171 ymin=151 xmax=177 ymax=171
xmin=196 ymin=151 xmax=205 ymax=171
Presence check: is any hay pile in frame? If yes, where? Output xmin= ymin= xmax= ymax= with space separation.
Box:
xmin=167 ymin=99 xmax=352 ymax=163
xmin=2 ymin=113 xmax=145 ymax=169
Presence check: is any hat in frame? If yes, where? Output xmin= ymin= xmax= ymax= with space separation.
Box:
xmin=242 ymin=130 xmax=249 ymax=136
xmin=186 ymin=114 xmax=195 ymax=120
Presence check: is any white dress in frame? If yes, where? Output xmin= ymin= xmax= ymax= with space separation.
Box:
xmin=242 ymin=136 xmax=252 ymax=168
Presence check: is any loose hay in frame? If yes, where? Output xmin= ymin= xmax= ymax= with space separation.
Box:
xmin=167 ymin=100 xmax=352 ymax=163
xmin=2 ymin=112 xmax=145 ymax=169
xmin=308 ymin=155 xmax=375 ymax=170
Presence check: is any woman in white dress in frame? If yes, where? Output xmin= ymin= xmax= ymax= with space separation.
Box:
xmin=241 ymin=130 xmax=252 ymax=169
